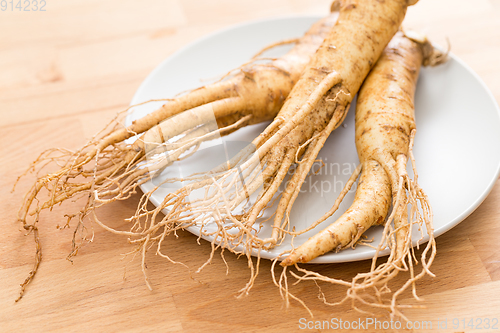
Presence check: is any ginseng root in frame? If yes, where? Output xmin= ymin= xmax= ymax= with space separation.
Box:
xmin=15 ymin=13 xmax=339 ymax=300
xmin=279 ymin=31 xmax=447 ymax=319
xmin=97 ymin=0 xmax=416 ymax=296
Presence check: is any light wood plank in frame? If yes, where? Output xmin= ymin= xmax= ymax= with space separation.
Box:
xmin=1 ymin=1 xmax=500 ymax=332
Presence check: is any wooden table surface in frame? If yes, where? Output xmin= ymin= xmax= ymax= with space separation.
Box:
xmin=1 ymin=1 xmax=500 ymax=332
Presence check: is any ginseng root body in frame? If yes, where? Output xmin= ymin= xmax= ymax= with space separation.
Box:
xmin=280 ymin=31 xmax=445 ymax=319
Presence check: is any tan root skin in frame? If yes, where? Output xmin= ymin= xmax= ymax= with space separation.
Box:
xmin=279 ymin=32 xmax=442 ymax=320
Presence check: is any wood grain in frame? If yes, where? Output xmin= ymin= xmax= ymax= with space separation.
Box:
xmin=1 ymin=1 xmax=500 ymax=332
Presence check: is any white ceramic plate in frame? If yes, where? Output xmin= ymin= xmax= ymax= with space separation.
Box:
xmin=128 ymin=16 xmax=500 ymax=263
